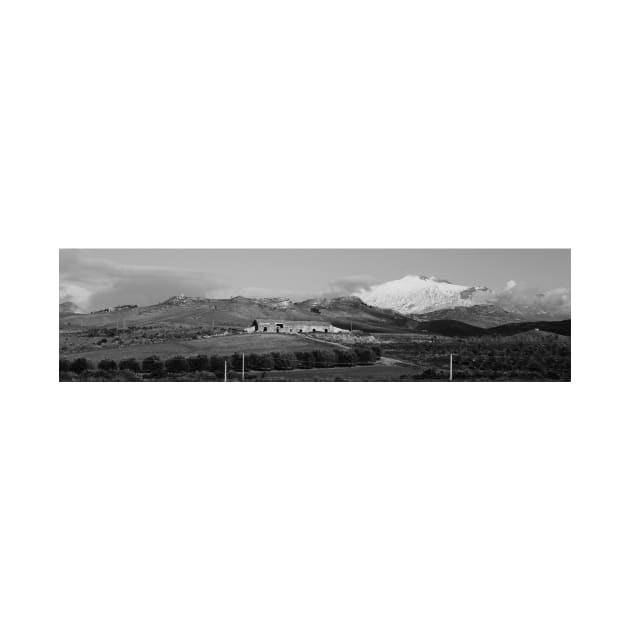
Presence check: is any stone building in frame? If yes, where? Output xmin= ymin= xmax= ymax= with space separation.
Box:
xmin=248 ymin=320 xmax=342 ymax=334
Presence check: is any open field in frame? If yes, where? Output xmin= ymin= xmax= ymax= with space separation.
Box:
xmin=60 ymin=333 xmax=327 ymax=361
xmin=251 ymin=363 xmax=417 ymax=381
xmin=60 ymin=330 xmax=571 ymax=381
xmin=374 ymin=333 xmax=571 ymax=381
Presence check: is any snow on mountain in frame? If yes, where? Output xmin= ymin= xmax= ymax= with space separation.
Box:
xmin=353 ymin=275 xmax=491 ymax=314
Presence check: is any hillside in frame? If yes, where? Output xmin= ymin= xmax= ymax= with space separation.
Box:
xmin=59 ymin=295 xmax=420 ymax=333
xmin=354 ymin=275 xmax=492 ymax=314
xmin=414 ymin=319 xmax=571 ymax=338
xmin=411 ymin=304 xmax=527 ymax=328
xmin=59 ymin=301 xmax=82 ymax=315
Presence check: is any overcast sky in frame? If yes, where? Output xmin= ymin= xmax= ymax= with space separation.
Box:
xmin=60 ymin=249 xmax=570 ymax=311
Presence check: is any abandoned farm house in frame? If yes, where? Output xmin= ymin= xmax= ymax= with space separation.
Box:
xmin=246 ymin=320 xmax=343 ymax=334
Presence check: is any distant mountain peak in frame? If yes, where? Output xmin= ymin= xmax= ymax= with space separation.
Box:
xmin=354 ymin=275 xmax=492 ymax=314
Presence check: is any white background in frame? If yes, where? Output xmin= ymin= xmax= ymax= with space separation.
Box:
xmin=1 ymin=1 xmax=629 ymax=629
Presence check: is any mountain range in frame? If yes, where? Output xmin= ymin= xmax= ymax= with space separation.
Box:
xmin=60 ymin=274 xmax=570 ymax=333
xmin=354 ymin=274 xmax=570 ymax=320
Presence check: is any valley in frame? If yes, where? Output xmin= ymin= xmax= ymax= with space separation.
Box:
xmin=59 ymin=274 xmax=571 ymax=382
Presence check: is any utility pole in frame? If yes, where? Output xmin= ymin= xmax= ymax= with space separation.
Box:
xmin=224 ymin=360 xmax=227 ymax=382
xmin=242 ymin=353 xmax=245 ymax=382
xmin=449 ymin=354 xmax=453 ymax=381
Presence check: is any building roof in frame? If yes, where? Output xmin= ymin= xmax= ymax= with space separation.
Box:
xmin=255 ymin=320 xmax=332 ymax=326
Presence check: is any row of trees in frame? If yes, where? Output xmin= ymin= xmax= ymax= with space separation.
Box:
xmin=60 ymin=346 xmax=381 ymax=376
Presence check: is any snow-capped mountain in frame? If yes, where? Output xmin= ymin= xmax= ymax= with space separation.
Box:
xmin=353 ymin=275 xmax=492 ymax=314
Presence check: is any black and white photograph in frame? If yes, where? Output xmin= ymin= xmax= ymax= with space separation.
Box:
xmin=5 ymin=1 xmax=627 ymax=629
xmin=60 ymin=249 xmax=570 ymax=382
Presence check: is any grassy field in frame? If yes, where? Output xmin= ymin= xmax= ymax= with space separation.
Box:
xmin=374 ymin=333 xmax=571 ymax=381
xmin=61 ymin=333 xmax=327 ymax=361
xmin=254 ymin=364 xmax=416 ymax=381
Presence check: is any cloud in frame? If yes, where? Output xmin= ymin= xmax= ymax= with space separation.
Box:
xmin=492 ymin=281 xmax=570 ymax=315
xmin=326 ymin=275 xmax=376 ymax=296
xmin=59 ymin=250 xmax=229 ymax=311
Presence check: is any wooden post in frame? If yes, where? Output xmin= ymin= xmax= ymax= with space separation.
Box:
xmin=242 ymin=353 xmax=245 ymax=382
xmin=449 ymin=354 xmax=453 ymax=381
xmin=224 ymin=360 xmax=227 ymax=382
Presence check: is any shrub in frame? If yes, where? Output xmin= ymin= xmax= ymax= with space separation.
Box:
xmin=197 ymin=371 xmax=218 ymax=381
xmin=230 ymin=353 xmax=244 ymax=371
xmin=142 ymin=355 xmax=163 ymax=374
xmin=92 ymin=369 xmax=115 ymax=381
xmin=59 ymin=358 xmax=71 ymax=372
xmin=295 ymin=351 xmax=314 ymax=368
xmin=247 ymin=353 xmax=274 ymax=371
xmin=210 ymin=355 xmax=229 ymax=373
xmin=354 ymin=346 xmax=376 ymax=365
xmin=97 ymin=359 xmax=118 ymax=372
xmin=257 ymin=353 xmax=275 ymax=371
xmin=165 ymin=356 xmax=190 ymax=372
xmin=119 ymin=358 xmax=141 ymax=372
xmin=311 ymin=349 xmax=336 ymax=367
xmin=272 ymin=352 xmax=297 ymax=370
xmin=114 ymin=369 xmax=142 ymax=382
xmin=333 ymin=348 xmax=358 ymax=366
xmin=420 ymin=368 xmax=439 ymax=380
xmin=188 ymin=354 xmax=210 ymax=371
xmin=59 ymin=371 xmax=74 ymax=381
xmin=70 ymin=357 xmax=93 ymax=374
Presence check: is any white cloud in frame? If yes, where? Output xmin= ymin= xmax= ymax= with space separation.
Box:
xmin=59 ymin=251 xmax=228 ymax=310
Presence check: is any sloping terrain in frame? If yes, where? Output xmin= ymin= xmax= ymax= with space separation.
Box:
xmin=60 ymin=332 xmax=328 ymax=361
xmin=488 ymin=320 xmax=571 ymax=337
xmin=59 ymin=295 xmax=420 ymax=333
xmin=414 ymin=319 xmax=571 ymax=337
xmin=59 ymin=301 xmax=82 ymax=315
xmin=411 ymin=304 xmax=527 ymax=328
xmin=354 ymin=275 xmax=491 ymax=314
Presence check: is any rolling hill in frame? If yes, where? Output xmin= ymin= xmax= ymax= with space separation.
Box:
xmin=411 ymin=304 xmax=528 ymax=328
xmin=60 ymin=294 xmax=570 ymax=337
xmin=414 ymin=319 xmax=571 ymax=337
xmin=59 ymin=295 xmax=421 ymax=333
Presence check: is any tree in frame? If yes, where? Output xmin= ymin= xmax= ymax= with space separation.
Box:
xmin=118 ymin=358 xmax=140 ymax=372
xmin=70 ymin=357 xmax=93 ymax=373
xmin=97 ymin=359 xmax=117 ymax=372
xmin=295 ymin=351 xmax=313 ymax=368
xmin=247 ymin=353 xmax=273 ymax=371
xmin=272 ymin=352 xmax=297 ymax=370
xmin=229 ymin=353 xmax=243 ymax=371
xmin=333 ymin=348 xmax=358 ymax=366
xmin=165 ymin=356 xmax=190 ymax=372
xmin=142 ymin=355 xmax=163 ymax=374
xmin=210 ymin=355 xmax=228 ymax=373
xmin=354 ymin=346 xmax=376 ymax=365
xmin=253 ymin=353 xmax=274 ymax=371
xmin=311 ymin=349 xmax=336 ymax=367
xmin=188 ymin=354 xmax=210 ymax=371
xmin=59 ymin=358 xmax=71 ymax=372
